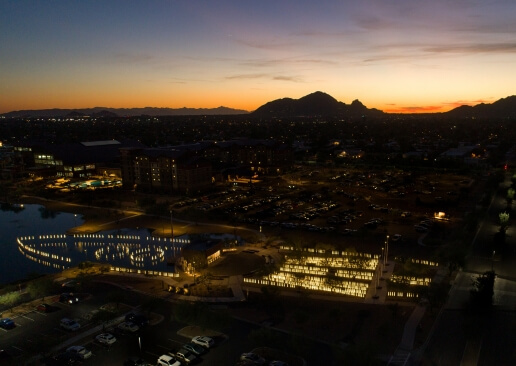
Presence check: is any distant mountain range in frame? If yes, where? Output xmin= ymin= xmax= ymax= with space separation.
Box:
xmin=444 ymin=95 xmax=516 ymax=118
xmin=2 ymin=92 xmax=516 ymax=118
xmin=1 ymin=106 xmax=248 ymax=118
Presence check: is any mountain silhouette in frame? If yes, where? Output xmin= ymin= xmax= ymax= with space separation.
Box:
xmin=252 ymin=91 xmax=383 ymax=118
xmin=446 ymin=95 xmax=516 ymax=118
xmin=4 ymin=93 xmax=516 ymax=119
xmin=2 ymin=106 xmax=248 ymax=118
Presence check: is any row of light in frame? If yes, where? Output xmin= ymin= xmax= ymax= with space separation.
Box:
xmin=38 ymin=242 xmax=67 ymax=248
xmin=130 ymin=247 xmax=165 ymax=263
xmin=406 ymin=258 xmax=439 ymax=267
xmin=280 ymin=245 xmax=379 ymax=259
xmin=286 ymin=255 xmax=379 ymax=270
xmin=38 ymin=234 xmax=67 ymax=239
xmin=18 ymin=244 xmax=69 ymax=269
xmin=111 ymin=266 xmax=179 ymax=277
xmin=244 ymin=277 xmax=368 ymax=297
xmin=17 ymin=238 xmax=72 ymax=263
xmin=281 ymin=264 xmax=374 ymax=281
xmin=388 ymin=291 xmax=419 ymax=298
xmin=390 ymin=274 xmax=432 ymax=286
xmin=17 ymin=235 xmax=186 ymax=270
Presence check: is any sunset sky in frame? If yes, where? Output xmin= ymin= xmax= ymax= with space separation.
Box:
xmin=1 ymin=1 xmax=516 ymax=114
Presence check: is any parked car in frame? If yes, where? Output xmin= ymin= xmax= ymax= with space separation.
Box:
xmin=157 ymin=354 xmax=181 ymax=366
xmin=52 ymin=352 xmax=79 ymax=365
xmin=0 ymin=318 xmax=15 ymax=330
xmin=240 ymin=352 xmax=266 ymax=365
xmin=391 ymin=234 xmax=402 ymax=242
xmin=124 ymin=356 xmax=150 ymax=366
xmin=37 ymin=303 xmax=54 ymax=313
xmin=59 ymin=293 xmax=79 ymax=304
xmin=414 ymin=225 xmax=428 ymax=232
xmin=175 ymin=349 xmax=197 ymax=364
xmin=191 ymin=335 xmax=215 ymax=348
xmin=118 ymin=321 xmax=139 ymax=333
xmin=125 ymin=313 xmax=149 ymax=327
xmin=183 ymin=342 xmax=206 ymax=355
xmin=269 ymin=362 xmax=289 ymax=366
xmin=60 ymin=318 xmax=80 ymax=331
xmin=66 ymin=345 xmax=92 ymax=360
xmin=95 ymin=332 xmax=117 ymax=345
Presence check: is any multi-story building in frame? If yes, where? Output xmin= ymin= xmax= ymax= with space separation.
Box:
xmin=120 ymin=139 xmax=293 ymax=193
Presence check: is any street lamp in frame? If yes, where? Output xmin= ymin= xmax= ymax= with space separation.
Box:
xmin=385 ymin=235 xmax=389 ymax=267
xmin=170 ymin=210 xmax=174 ymax=240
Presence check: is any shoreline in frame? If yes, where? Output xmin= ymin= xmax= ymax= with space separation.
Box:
xmin=16 ymin=196 xmax=260 ymax=242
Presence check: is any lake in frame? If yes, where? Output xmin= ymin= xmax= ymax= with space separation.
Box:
xmin=0 ymin=204 xmax=186 ymax=285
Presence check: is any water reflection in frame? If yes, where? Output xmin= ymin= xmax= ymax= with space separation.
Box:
xmin=17 ymin=229 xmax=190 ymax=276
xmin=38 ymin=207 xmax=59 ymax=219
xmin=1 ymin=202 xmax=25 ymax=213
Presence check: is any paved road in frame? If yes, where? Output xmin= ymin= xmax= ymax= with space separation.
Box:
xmin=413 ymin=173 xmax=516 ymax=365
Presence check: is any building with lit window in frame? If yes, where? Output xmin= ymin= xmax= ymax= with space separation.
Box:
xmin=14 ymin=140 xmax=145 ymax=178
xmin=120 ymin=139 xmax=293 ymax=193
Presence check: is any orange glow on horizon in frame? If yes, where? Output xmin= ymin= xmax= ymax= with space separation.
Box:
xmin=0 ymin=89 xmax=501 ymax=115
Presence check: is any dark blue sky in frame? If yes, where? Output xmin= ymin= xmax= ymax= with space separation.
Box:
xmin=1 ymin=0 xmax=516 ymax=113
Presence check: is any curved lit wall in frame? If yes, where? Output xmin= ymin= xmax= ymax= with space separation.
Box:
xmin=17 ymin=231 xmax=190 ymax=274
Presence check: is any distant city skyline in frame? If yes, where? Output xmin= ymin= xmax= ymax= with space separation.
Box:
xmin=1 ymin=1 xmax=515 ymax=114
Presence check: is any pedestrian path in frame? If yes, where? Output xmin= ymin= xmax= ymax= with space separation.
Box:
xmin=363 ymin=260 xmax=395 ymax=303
xmin=387 ymin=348 xmax=411 ymax=366
xmin=399 ymin=304 xmax=426 ymax=350
xmin=388 ymin=264 xmax=449 ymax=365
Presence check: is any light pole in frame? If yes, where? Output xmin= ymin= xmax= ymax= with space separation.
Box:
xmin=170 ymin=210 xmax=174 ymax=240
xmin=385 ymin=234 xmax=389 ymax=267
xmin=492 ymin=250 xmax=495 ymax=271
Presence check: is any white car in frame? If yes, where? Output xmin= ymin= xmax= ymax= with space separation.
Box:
xmin=175 ymin=349 xmax=197 ymax=364
xmin=191 ymin=335 xmax=215 ymax=348
xmin=118 ymin=321 xmax=139 ymax=333
xmin=157 ymin=354 xmax=181 ymax=366
xmin=60 ymin=318 xmax=80 ymax=331
xmin=66 ymin=345 xmax=92 ymax=359
xmin=95 ymin=332 xmax=117 ymax=345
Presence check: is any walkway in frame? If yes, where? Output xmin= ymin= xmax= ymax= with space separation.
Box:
xmin=387 ymin=264 xmax=448 ymax=365
xmin=363 ymin=260 xmax=395 ymax=303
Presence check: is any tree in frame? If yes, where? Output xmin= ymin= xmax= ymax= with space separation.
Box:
xmin=470 ymin=271 xmax=495 ymax=313
xmin=0 ymin=291 xmax=21 ymax=312
xmin=26 ymin=277 xmax=55 ymax=300
xmin=499 ymin=212 xmax=510 ymax=232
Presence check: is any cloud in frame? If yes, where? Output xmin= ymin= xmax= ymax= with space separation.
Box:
xmin=385 ymin=97 xmax=497 ymax=113
xmin=441 ymin=98 xmax=493 ymax=108
xmin=424 ymin=42 xmax=516 ymax=54
xmin=225 ymin=73 xmax=302 ymax=83
xmin=272 ymin=75 xmax=302 ymax=82
xmin=384 ymin=105 xmax=444 ymax=113
xmin=225 ymin=73 xmax=268 ymax=80
xmin=240 ymin=57 xmax=338 ymax=68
